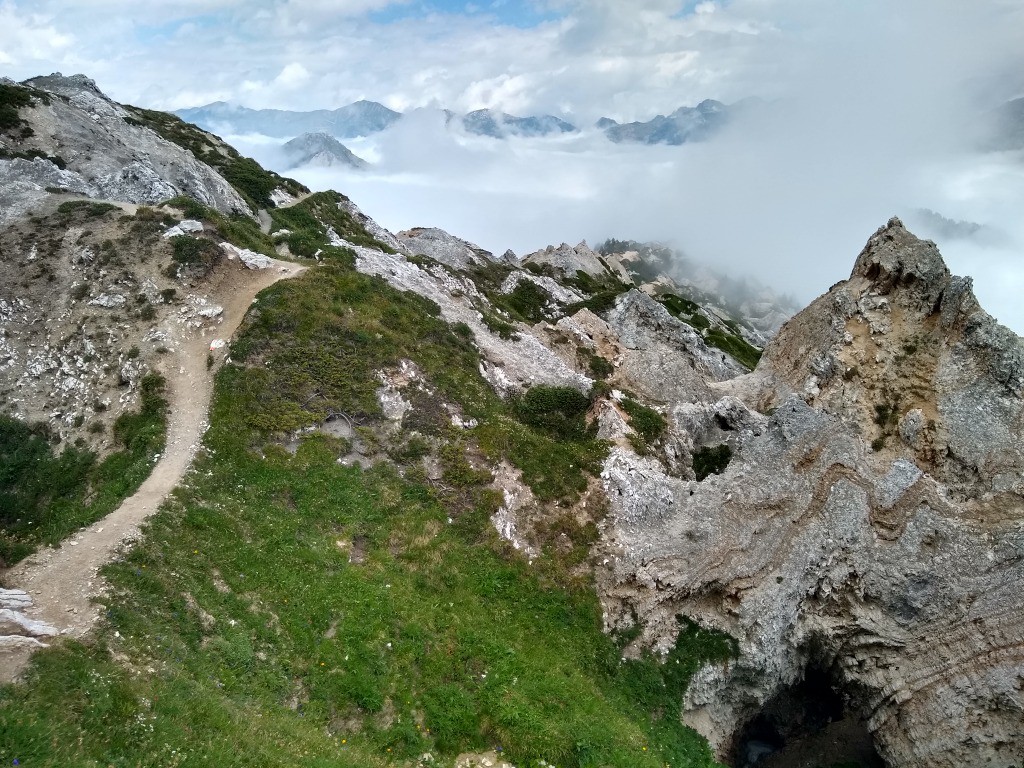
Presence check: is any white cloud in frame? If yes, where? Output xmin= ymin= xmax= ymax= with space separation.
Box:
xmin=4 ymin=0 xmax=1024 ymax=328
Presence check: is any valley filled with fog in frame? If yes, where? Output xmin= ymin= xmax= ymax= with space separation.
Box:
xmin=224 ymin=105 xmax=1024 ymax=332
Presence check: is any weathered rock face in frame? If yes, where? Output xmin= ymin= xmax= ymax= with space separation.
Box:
xmin=0 ymin=74 xmax=250 ymax=227
xmin=396 ymin=227 xmax=492 ymax=270
xmin=521 ymin=240 xmax=607 ymax=278
xmin=596 ymin=219 xmax=1024 ymax=768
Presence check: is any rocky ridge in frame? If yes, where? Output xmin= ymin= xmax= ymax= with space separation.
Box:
xmin=2 ymin=75 xmax=1021 ymax=768
xmin=594 ymin=219 xmax=1024 ymax=767
xmin=0 ymin=74 xmax=250 ymax=228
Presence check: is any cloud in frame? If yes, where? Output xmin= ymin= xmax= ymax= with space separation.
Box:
xmin=4 ymin=0 xmax=1024 ymax=329
xmin=221 ymin=0 xmax=1024 ymax=331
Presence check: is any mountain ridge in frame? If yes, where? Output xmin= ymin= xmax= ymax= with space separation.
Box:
xmin=1 ymin=72 xmax=1022 ymax=768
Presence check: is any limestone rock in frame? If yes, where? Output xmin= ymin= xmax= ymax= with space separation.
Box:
xmin=520 ymin=240 xmax=607 ymax=278
xmin=596 ymin=220 xmax=1024 ymax=768
xmin=162 ymin=219 xmax=204 ymax=238
xmin=221 ymin=242 xmax=271 ymax=269
xmin=0 ymin=608 xmax=58 ymax=638
xmin=396 ymin=227 xmax=493 ymax=270
xmin=0 ymin=73 xmax=251 ymax=228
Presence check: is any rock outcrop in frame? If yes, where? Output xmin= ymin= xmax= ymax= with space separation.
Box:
xmin=396 ymin=227 xmax=492 ymax=270
xmin=595 ymin=218 xmax=1024 ymax=768
xmin=521 ymin=240 xmax=607 ymax=278
xmin=0 ymin=74 xmax=250 ymax=227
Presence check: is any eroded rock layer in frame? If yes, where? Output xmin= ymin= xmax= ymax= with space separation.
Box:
xmin=596 ymin=219 xmax=1024 ymax=768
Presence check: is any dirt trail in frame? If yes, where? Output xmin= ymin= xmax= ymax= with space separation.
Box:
xmin=0 ymin=257 xmax=306 ymax=682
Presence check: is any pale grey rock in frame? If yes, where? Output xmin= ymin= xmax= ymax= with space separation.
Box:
xmin=0 ymin=635 xmax=49 ymax=651
xmin=0 ymin=608 xmax=58 ymax=638
xmin=337 ymin=197 xmax=406 ymax=254
xmin=397 ymin=227 xmax=493 ymax=270
xmin=162 ymin=219 xmax=203 ymax=238
xmin=499 ymin=271 xmax=584 ymax=306
xmin=7 ymin=73 xmax=251 ymax=222
xmin=521 ymin=240 xmax=607 ymax=278
xmin=88 ymin=293 xmax=126 ymax=308
xmin=604 ymin=290 xmax=748 ymax=403
xmin=596 ymin=220 xmax=1024 ymax=768
xmin=221 ymin=242 xmax=271 ymax=269
xmin=0 ymin=589 xmax=32 ymax=610
xmin=345 ymin=237 xmax=591 ymax=396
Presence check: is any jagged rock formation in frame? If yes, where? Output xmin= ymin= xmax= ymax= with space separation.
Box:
xmin=0 ymin=74 xmax=250 ymax=227
xmin=397 ymin=227 xmax=494 ymax=270
xmin=281 ymin=131 xmax=368 ymax=170
xmin=521 ymin=240 xmax=607 ymax=278
xmin=603 ymin=290 xmax=748 ymax=403
xmin=594 ymin=218 xmax=1024 ymax=768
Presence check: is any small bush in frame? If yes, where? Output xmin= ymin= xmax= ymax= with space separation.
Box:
xmin=692 ymin=444 xmax=732 ymax=481
xmin=170 ymin=235 xmax=219 ymax=266
xmin=513 ymin=385 xmax=592 ymax=441
xmin=481 ymin=312 xmax=519 ymax=340
xmin=622 ymin=398 xmax=667 ymax=442
xmin=587 ymin=353 xmax=614 ymax=380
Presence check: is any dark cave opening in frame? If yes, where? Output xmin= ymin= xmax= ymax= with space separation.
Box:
xmin=731 ymin=661 xmax=886 ymax=768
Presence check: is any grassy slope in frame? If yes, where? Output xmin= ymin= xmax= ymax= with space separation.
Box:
xmin=0 ymin=260 xmax=732 ymax=768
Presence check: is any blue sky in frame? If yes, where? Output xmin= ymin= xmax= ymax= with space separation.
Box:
xmin=370 ymin=0 xmax=561 ymax=28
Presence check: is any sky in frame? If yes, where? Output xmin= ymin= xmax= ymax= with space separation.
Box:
xmin=3 ymin=0 xmax=1024 ymax=329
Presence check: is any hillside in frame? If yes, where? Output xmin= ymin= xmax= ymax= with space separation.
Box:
xmin=1 ymin=74 xmax=1022 ymax=768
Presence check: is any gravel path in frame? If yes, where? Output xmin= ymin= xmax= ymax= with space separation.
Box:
xmin=0 ymin=257 xmax=305 ymax=682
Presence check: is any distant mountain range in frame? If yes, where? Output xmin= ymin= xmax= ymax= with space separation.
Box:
xmin=176 ymin=100 xmax=401 ymax=139
xmin=174 ymin=99 xmax=747 ymax=145
xmin=456 ymin=109 xmax=577 ymax=138
xmin=598 ymin=99 xmax=733 ymax=146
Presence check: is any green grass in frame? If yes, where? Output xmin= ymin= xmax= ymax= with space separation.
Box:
xmin=0 ymin=373 xmax=168 ymax=566
xmin=0 ymin=359 xmax=730 ymax=767
xmin=269 ymin=191 xmax=396 ymax=255
xmin=0 ymin=255 xmax=734 ymax=768
xmin=162 ymin=196 xmax=278 ymax=257
xmin=704 ymin=328 xmax=761 ymax=371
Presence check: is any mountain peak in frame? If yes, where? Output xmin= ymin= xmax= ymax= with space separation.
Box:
xmin=850 ymin=216 xmax=953 ymax=306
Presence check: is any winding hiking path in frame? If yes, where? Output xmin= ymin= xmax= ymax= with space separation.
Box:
xmin=0 ymin=257 xmax=306 ymax=683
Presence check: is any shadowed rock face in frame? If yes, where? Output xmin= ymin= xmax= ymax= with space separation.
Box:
xmin=595 ymin=218 xmax=1024 ymax=768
